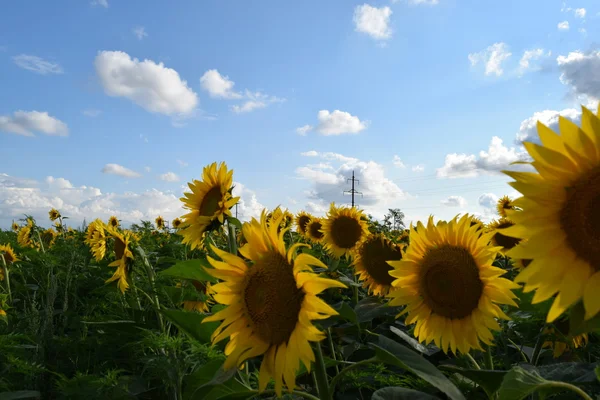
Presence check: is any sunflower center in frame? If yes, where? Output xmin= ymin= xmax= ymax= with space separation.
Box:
xmin=419 ymin=245 xmax=483 ymax=319
xmin=114 ymin=238 xmax=126 ymax=259
xmin=360 ymin=238 xmax=401 ymax=286
xmin=199 ymin=186 xmax=223 ymax=217
xmin=243 ymin=251 xmax=304 ymax=345
xmin=330 ymin=216 xmax=363 ymax=249
xmin=493 ymin=222 xmax=521 ymax=250
xmin=560 ymin=167 xmax=600 ymax=271
xmin=298 ymin=216 xmax=311 ymax=233
xmin=309 ymin=221 xmax=324 ymax=240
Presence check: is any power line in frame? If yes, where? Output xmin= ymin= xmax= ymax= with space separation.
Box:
xmin=343 ymin=170 xmax=362 ymax=207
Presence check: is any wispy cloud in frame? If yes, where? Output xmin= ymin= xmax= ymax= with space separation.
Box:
xmin=12 ymin=54 xmax=63 ymax=75
xmin=101 ymin=163 xmax=141 ymax=178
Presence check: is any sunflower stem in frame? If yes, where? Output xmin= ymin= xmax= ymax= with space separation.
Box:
xmin=537 ymin=382 xmax=593 ymax=400
xmin=328 ymin=358 xmax=378 ymax=398
xmin=506 ymin=337 xmax=529 ymax=363
xmin=465 ymin=352 xmax=481 ymax=370
xmin=483 ymin=345 xmax=494 ymax=370
xmin=227 ymin=223 xmax=237 ymax=255
xmin=136 ymin=246 xmax=165 ymax=332
xmin=531 ymin=326 xmax=546 ymax=366
xmin=312 ymin=342 xmax=330 ymax=399
xmin=0 ymin=255 xmax=11 ymax=304
xmin=36 ymin=230 xmax=46 ymax=253
xmin=327 ymin=328 xmax=340 ymax=375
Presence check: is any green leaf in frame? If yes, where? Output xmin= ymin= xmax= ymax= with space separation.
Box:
xmin=159 ymin=258 xmax=217 ymax=283
xmin=355 ymin=297 xmax=399 ymax=323
xmin=595 ymin=366 xmax=600 ymax=383
xmin=338 ymin=275 xmax=361 ymax=287
xmin=370 ymin=335 xmax=465 ymax=400
xmin=296 ymin=356 xmax=342 ymax=377
xmin=0 ymin=391 xmax=41 ymax=400
xmin=389 ymin=326 xmax=438 ymax=356
xmin=161 ymin=309 xmax=220 ymax=344
xmin=226 ymin=217 xmax=243 ymax=230
xmin=439 ymin=365 xmax=507 ymax=398
xmin=497 ymin=366 xmax=560 ymax=400
xmin=569 ymin=301 xmax=600 ymax=336
xmin=372 ymin=387 xmax=439 ymax=400
xmin=337 ymin=302 xmax=358 ymax=324
xmin=183 ymin=360 xmax=248 ymax=400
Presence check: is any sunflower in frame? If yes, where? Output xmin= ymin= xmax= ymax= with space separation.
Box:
xmin=0 ymin=244 xmax=18 ymax=281
xmin=48 ymin=208 xmax=61 ymax=221
xmin=295 ymin=211 xmax=313 ymax=237
xmin=17 ymin=224 xmax=37 ymax=249
xmin=542 ymin=319 xmax=589 ymax=358
xmin=306 ymin=217 xmax=324 ymax=243
xmin=387 ymin=215 xmax=520 ymax=354
xmin=85 ymin=219 xmax=106 ymax=245
xmin=172 ymin=217 xmax=182 ymax=229
xmin=182 ymin=281 xmax=214 ymax=313
xmin=108 ymin=216 xmax=119 ymax=228
xmin=106 ymin=227 xmax=134 ymax=293
xmin=179 ymin=162 xmax=239 ymax=250
xmin=11 ymin=222 xmax=19 ymax=232
xmin=487 ymin=218 xmax=521 ymax=255
xmin=496 ymin=196 xmax=515 ymax=218
xmin=89 ymin=226 xmax=107 ymax=262
xmin=503 ymin=105 xmax=600 ymax=322
xmin=41 ymin=229 xmax=58 ymax=248
xmin=155 ymin=216 xmax=165 ymax=230
xmin=468 ymin=215 xmax=485 ymax=232
xmin=321 ymin=203 xmax=369 ymax=258
xmin=266 ymin=207 xmax=293 ymax=232
xmin=352 ymin=234 xmax=403 ymax=296
xmin=203 ymin=211 xmax=346 ymax=396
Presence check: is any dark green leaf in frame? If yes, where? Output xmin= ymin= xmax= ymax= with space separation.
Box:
xmin=371 ymin=335 xmax=465 ymax=400
xmin=212 ymin=391 xmax=257 ymax=400
xmin=497 ymin=366 xmax=560 ymax=400
xmin=355 ymin=297 xmax=399 ymax=323
xmin=372 ymin=387 xmax=440 ymax=400
xmin=338 ymin=275 xmax=361 ymax=287
xmin=536 ymin=362 xmax=600 ymax=384
xmin=161 ymin=309 xmax=220 ymax=344
xmin=439 ymin=365 xmax=506 ymax=398
xmin=226 ymin=217 xmax=243 ymax=230
xmin=296 ymin=356 xmax=342 ymax=377
xmin=183 ymin=360 xmax=247 ymax=400
xmin=159 ymin=258 xmax=217 ymax=283
xmin=390 ymin=326 xmax=439 ymax=356
xmin=337 ymin=302 xmax=358 ymax=324
xmin=0 ymin=391 xmax=41 ymax=400
xmin=595 ymin=366 xmax=600 ymax=383
xmin=569 ymin=301 xmax=600 ymax=336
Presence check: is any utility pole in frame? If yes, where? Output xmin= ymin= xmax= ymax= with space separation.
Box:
xmin=235 ymin=203 xmax=238 ymax=219
xmin=344 ymin=170 xmax=363 ymax=208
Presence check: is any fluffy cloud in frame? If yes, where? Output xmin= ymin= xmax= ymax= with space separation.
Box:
xmin=392 ymin=155 xmax=406 ymax=168
xmin=230 ymin=91 xmax=285 ymax=113
xmin=558 ymin=21 xmax=570 ymax=30
xmin=101 ymin=164 xmax=142 ymax=178
xmin=158 ymin=172 xmax=180 ymax=182
xmin=437 ymin=136 xmax=529 ymax=178
xmin=300 ymin=150 xmax=318 ymax=157
xmin=95 ymin=50 xmax=198 ymax=116
xmin=468 ymin=42 xmax=512 ymax=76
xmin=515 ymin=107 xmax=581 ymax=144
xmin=296 ymin=151 xmax=408 ymax=219
xmin=441 ymin=195 xmax=467 ymax=207
xmin=412 ymin=164 xmax=425 ymax=172
xmin=574 ymin=8 xmax=586 ymax=18
xmin=557 ymin=50 xmax=600 ymax=101
xmin=300 ymin=110 xmax=368 ymax=136
xmin=231 ymin=181 xmax=265 ymax=221
xmin=478 ymin=193 xmax=498 ymax=209
xmin=200 ymin=69 xmax=243 ymax=99
xmin=518 ymin=48 xmax=550 ymax=75
xmin=0 ymin=110 xmax=68 ymax=137
xmin=353 ymin=4 xmax=393 ymax=40
xmin=12 ymin=54 xmax=63 ymax=75
xmin=132 ymin=26 xmax=148 ymax=40
xmin=296 ymin=125 xmax=313 ymax=136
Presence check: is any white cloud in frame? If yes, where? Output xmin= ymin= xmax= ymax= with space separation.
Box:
xmin=518 ymin=48 xmax=550 ymax=75
xmin=353 ymin=4 xmax=393 ymax=40
xmin=94 ymin=50 xmax=198 ymax=116
xmin=412 ymin=164 xmax=425 ymax=172
xmin=557 ymin=50 xmax=600 ymax=102
xmin=300 ymin=110 xmax=368 ymax=136
xmin=468 ymin=42 xmax=512 ymax=76
xmin=101 ymin=163 xmax=142 ymax=178
xmin=295 ymin=151 xmax=408 ymax=218
xmin=296 ymin=124 xmax=313 ymax=136
xmin=392 ymin=155 xmax=406 ymax=168
xmin=12 ymin=54 xmax=63 ymax=75
xmin=579 ymin=28 xmax=587 ymax=35
xmin=574 ymin=8 xmax=586 ymax=18
xmin=515 ymin=107 xmax=581 ymax=144
xmin=200 ymin=69 xmax=243 ymax=99
xmin=144 ymin=166 xmax=151 ymax=173
xmin=558 ymin=21 xmax=570 ymax=30
xmin=437 ymin=136 xmax=529 ymax=178
xmin=301 ymin=150 xmax=319 ymax=157
xmin=158 ymin=172 xmax=180 ymax=182
xmin=0 ymin=110 xmax=68 ymax=137
xmin=82 ymin=109 xmax=102 ymax=117
xmin=231 ymin=90 xmax=285 ymax=113
xmin=177 ymin=159 xmax=188 ymax=167
xmin=132 ymin=26 xmax=148 ymax=40
xmin=478 ymin=193 xmax=498 ymax=209
xmin=232 ymin=181 xmax=265 ymax=221
xmin=91 ymin=0 xmax=108 ymax=7
xmin=441 ymin=195 xmax=467 ymax=207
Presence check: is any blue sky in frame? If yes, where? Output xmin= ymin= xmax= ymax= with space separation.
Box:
xmin=1 ymin=0 xmax=599 ymax=228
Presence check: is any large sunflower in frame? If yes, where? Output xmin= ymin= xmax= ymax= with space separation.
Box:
xmin=306 ymin=217 xmax=324 ymax=243
xmin=352 ymin=234 xmax=402 ymax=296
xmin=503 ymin=105 xmax=600 ymax=322
xmin=388 ymin=215 xmax=520 ymax=354
xmin=295 ymin=211 xmax=313 ymax=237
xmin=487 ymin=218 xmax=521 ymax=255
xmin=106 ymin=227 xmax=134 ymax=293
xmin=108 ymin=216 xmax=119 ymax=228
xmin=496 ymin=196 xmax=515 ymax=218
xmin=85 ymin=219 xmax=106 ymax=245
xmin=321 ymin=203 xmax=369 ymax=258
xmin=179 ymin=162 xmax=239 ymax=250
xmin=17 ymin=223 xmax=37 ymax=249
xmin=155 ymin=216 xmax=165 ymax=230
xmin=172 ymin=217 xmax=183 ymax=230
xmin=41 ymin=228 xmax=58 ymax=249
xmin=203 ymin=211 xmax=346 ymax=396
xmin=49 ymin=208 xmax=61 ymax=221
xmin=0 ymin=244 xmax=18 ymax=281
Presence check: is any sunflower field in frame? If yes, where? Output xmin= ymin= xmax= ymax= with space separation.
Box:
xmin=1 ymin=108 xmax=600 ymax=400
